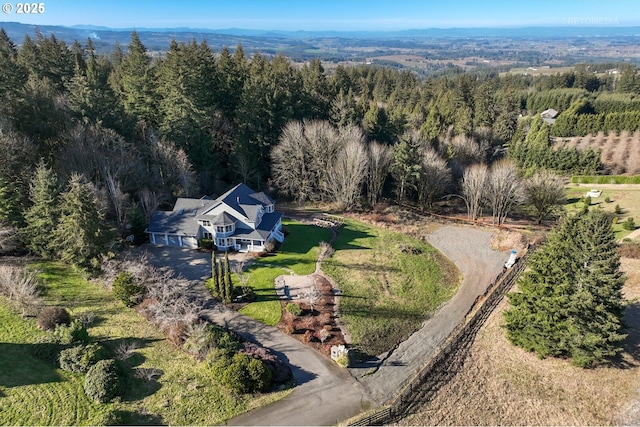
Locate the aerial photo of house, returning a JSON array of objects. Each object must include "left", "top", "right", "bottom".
[{"left": 146, "top": 183, "right": 285, "bottom": 251}]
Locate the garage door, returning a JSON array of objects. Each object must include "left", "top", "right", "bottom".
[
  {"left": 167, "top": 235, "right": 181, "bottom": 246},
  {"left": 183, "top": 237, "right": 198, "bottom": 248}
]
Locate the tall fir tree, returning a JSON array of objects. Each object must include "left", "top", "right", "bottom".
[
  {"left": 22, "top": 161, "right": 60, "bottom": 256},
  {"left": 51, "top": 173, "right": 113, "bottom": 267},
  {"left": 504, "top": 209, "right": 626, "bottom": 367}
]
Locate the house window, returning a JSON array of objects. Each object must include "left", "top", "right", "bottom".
[
  {"left": 217, "top": 238, "right": 226, "bottom": 246},
  {"left": 203, "top": 232, "right": 212, "bottom": 239},
  {"left": 202, "top": 220, "right": 211, "bottom": 227},
  {"left": 225, "top": 224, "right": 233, "bottom": 232},
  {"left": 216, "top": 226, "right": 225, "bottom": 233},
  {"left": 265, "top": 205, "right": 274, "bottom": 213}
]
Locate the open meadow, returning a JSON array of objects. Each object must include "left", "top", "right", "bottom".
[
  {"left": 565, "top": 183, "right": 640, "bottom": 240},
  {"left": 0, "top": 261, "right": 289, "bottom": 426},
  {"left": 323, "top": 218, "right": 459, "bottom": 357},
  {"left": 400, "top": 252, "right": 640, "bottom": 426}
]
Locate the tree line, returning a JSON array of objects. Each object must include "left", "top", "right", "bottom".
[{"left": 1, "top": 28, "right": 639, "bottom": 265}]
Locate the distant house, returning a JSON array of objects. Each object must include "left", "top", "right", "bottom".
[
  {"left": 146, "top": 183, "right": 285, "bottom": 252},
  {"left": 540, "top": 108, "right": 559, "bottom": 125}
]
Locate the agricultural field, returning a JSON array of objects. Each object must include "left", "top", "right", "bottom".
[
  {"left": 400, "top": 253, "right": 640, "bottom": 426},
  {"left": 323, "top": 218, "right": 459, "bottom": 357},
  {"left": 0, "top": 261, "right": 288, "bottom": 426},
  {"left": 564, "top": 183, "right": 640, "bottom": 240},
  {"left": 555, "top": 130, "right": 640, "bottom": 175}
]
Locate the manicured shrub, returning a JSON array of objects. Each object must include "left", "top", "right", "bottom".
[
  {"left": 112, "top": 271, "right": 144, "bottom": 308},
  {"left": 240, "top": 342, "right": 291, "bottom": 383},
  {"left": 285, "top": 302, "right": 303, "bottom": 316},
  {"left": 84, "top": 359, "right": 125, "bottom": 403},
  {"left": 59, "top": 343, "right": 106, "bottom": 373},
  {"left": 199, "top": 238, "right": 213, "bottom": 250},
  {"left": 210, "top": 352, "right": 273, "bottom": 394},
  {"left": 31, "top": 340, "right": 63, "bottom": 364},
  {"left": 615, "top": 204, "right": 623, "bottom": 214},
  {"left": 623, "top": 217, "right": 637, "bottom": 231},
  {"left": 52, "top": 319, "right": 90, "bottom": 345},
  {"left": 37, "top": 306, "right": 71, "bottom": 330}
]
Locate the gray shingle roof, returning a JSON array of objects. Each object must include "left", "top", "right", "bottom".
[{"left": 147, "top": 210, "right": 200, "bottom": 236}]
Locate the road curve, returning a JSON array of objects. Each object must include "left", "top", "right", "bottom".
[{"left": 143, "top": 224, "right": 507, "bottom": 425}]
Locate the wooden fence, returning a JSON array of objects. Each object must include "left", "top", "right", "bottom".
[{"left": 348, "top": 246, "right": 534, "bottom": 426}]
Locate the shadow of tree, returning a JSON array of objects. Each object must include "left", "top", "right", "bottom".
[
  {"left": 0, "top": 343, "right": 63, "bottom": 388},
  {"left": 620, "top": 301, "right": 640, "bottom": 366}
]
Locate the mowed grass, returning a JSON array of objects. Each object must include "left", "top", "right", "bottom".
[
  {"left": 238, "top": 220, "right": 332, "bottom": 325},
  {"left": 323, "top": 219, "right": 460, "bottom": 356},
  {"left": 565, "top": 184, "right": 640, "bottom": 240},
  {"left": 0, "top": 261, "right": 287, "bottom": 426}
]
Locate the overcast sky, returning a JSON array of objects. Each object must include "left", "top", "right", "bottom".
[{"left": 3, "top": 0, "right": 639, "bottom": 31}]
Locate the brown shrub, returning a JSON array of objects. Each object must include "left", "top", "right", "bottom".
[
  {"left": 37, "top": 306, "right": 71, "bottom": 330},
  {"left": 618, "top": 243, "right": 640, "bottom": 259},
  {"left": 166, "top": 323, "right": 187, "bottom": 348},
  {"left": 301, "top": 330, "right": 314, "bottom": 343}
]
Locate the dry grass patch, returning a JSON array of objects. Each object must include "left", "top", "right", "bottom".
[{"left": 401, "top": 257, "right": 640, "bottom": 426}]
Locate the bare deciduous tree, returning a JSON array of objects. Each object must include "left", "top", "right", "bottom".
[
  {"left": 525, "top": 170, "right": 566, "bottom": 224},
  {"left": 318, "top": 241, "right": 335, "bottom": 262},
  {"left": 366, "top": 141, "right": 391, "bottom": 207},
  {"left": 324, "top": 133, "right": 369, "bottom": 210},
  {"left": 417, "top": 147, "right": 452, "bottom": 211},
  {"left": 301, "top": 285, "right": 321, "bottom": 315},
  {"left": 461, "top": 164, "right": 488, "bottom": 221},
  {"left": 485, "top": 160, "right": 524, "bottom": 225},
  {"left": 138, "top": 189, "right": 161, "bottom": 222}
]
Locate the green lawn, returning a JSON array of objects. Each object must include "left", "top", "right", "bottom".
[
  {"left": 0, "top": 262, "right": 288, "bottom": 426},
  {"left": 323, "top": 219, "right": 460, "bottom": 357},
  {"left": 565, "top": 185, "right": 640, "bottom": 240},
  {"left": 238, "top": 220, "right": 332, "bottom": 325}
]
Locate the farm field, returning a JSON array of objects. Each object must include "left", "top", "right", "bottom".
[
  {"left": 323, "top": 218, "right": 459, "bottom": 356},
  {"left": 400, "top": 254, "right": 640, "bottom": 426},
  {"left": 0, "top": 261, "right": 288, "bottom": 426},
  {"left": 555, "top": 130, "right": 640, "bottom": 175},
  {"left": 565, "top": 183, "right": 640, "bottom": 240}
]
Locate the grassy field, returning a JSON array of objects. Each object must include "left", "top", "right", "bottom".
[
  {"left": 0, "top": 261, "right": 288, "bottom": 425},
  {"left": 565, "top": 184, "right": 640, "bottom": 240},
  {"left": 401, "top": 256, "right": 640, "bottom": 425},
  {"left": 238, "top": 220, "right": 332, "bottom": 325},
  {"left": 323, "top": 219, "right": 459, "bottom": 356}
]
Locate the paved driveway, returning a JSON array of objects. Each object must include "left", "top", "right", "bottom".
[
  {"left": 140, "top": 244, "right": 375, "bottom": 426},
  {"left": 140, "top": 225, "right": 508, "bottom": 424}
]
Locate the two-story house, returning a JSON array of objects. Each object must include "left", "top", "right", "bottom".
[{"left": 146, "top": 183, "right": 285, "bottom": 252}]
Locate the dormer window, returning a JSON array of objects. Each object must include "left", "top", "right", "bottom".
[
  {"left": 202, "top": 220, "right": 211, "bottom": 227},
  {"left": 265, "top": 204, "right": 274, "bottom": 213}
]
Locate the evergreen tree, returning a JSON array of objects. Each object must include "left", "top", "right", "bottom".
[
  {"left": 22, "top": 161, "right": 60, "bottom": 256},
  {"left": 217, "top": 259, "right": 225, "bottom": 301},
  {"left": 390, "top": 135, "right": 421, "bottom": 203},
  {"left": 0, "top": 29, "right": 27, "bottom": 114},
  {"left": 128, "top": 204, "right": 147, "bottom": 245},
  {"left": 212, "top": 252, "right": 219, "bottom": 298},
  {"left": 224, "top": 252, "right": 233, "bottom": 303},
  {"left": 504, "top": 209, "right": 626, "bottom": 367},
  {"left": 51, "top": 173, "right": 113, "bottom": 267},
  {"left": 0, "top": 177, "right": 22, "bottom": 226}
]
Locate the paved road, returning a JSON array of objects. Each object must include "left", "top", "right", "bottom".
[
  {"left": 141, "top": 224, "right": 508, "bottom": 425},
  {"left": 141, "top": 246, "right": 375, "bottom": 426}
]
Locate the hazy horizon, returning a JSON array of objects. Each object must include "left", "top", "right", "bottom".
[{"left": 2, "top": 0, "right": 639, "bottom": 31}]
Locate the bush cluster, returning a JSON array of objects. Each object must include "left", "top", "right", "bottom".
[
  {"left": 285, "top": 302, "right": 303, "bottom": 316},
  {"left": 36, "top": 306, "right": 71, "bottom": 330},
  {"left": 84, "top": 359, "right": 125, "bottom": 403},
  {"left": 112, "top": 271, "right": 144, "bottom": 308},
  {"left": 209, "top": 352, "right": 272, "bottom": 394},
  {"left": 59, "top": 343, "right": 106, "bottom": 373}
]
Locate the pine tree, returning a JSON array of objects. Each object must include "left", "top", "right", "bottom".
[
  {"left": 504, "top": 209, "right": 626, "bottom": 367},
  {"left": 51, "top": 173, "right": 113, "bottom": 267},
  {"left": 22, "top": 161, "right": 60, "bottom": 256}
]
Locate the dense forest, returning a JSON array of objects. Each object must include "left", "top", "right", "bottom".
[{"left": 1, "top": 28, "right": 640, "bottom": 265}]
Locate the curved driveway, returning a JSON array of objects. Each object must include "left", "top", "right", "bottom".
[{"left": 143, "top": 224, "right": 508, "bottom": 425}]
